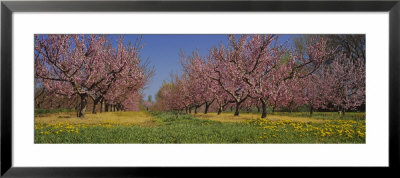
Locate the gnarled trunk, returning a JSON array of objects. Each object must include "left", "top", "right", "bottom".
[
  {"left": 204, "top": 99, "right": 214, "bottom": 114},
  {"left": 77, "top": 94, "right": 87, "bottom": 118},
  {"left": 92, "top": 98, "right": 101, "bottom": 114},
  {"left": 261, "top": 99, "right": 267, "bottom": 118},
  {"left": 217, "top": 106, "right": 222, "bottom": 115},
  {"left": 204, "top": 103, "right": 210, "bottom": 114},
  {"left": 234, "top": 102, "right": 241, "bottom": 116}
]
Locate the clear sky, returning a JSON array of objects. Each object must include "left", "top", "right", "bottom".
[{"left": 107, "top": 34, "right": 294, "bottom": 101}]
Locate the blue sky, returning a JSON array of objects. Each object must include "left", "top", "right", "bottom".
[{"left": 108, "top": 34, "right": 294, "bottom": 101}]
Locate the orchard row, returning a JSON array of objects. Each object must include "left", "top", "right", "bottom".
[
  {"left": 153, "top": 35, "right": 365, "bottom": 118},
  {"left": 34, "top": 35, "right": 153, "bottom": 117}
]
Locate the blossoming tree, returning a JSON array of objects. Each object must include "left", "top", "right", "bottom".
[{"left": 35, "top": 35, "right": 152, "bottom": 117}]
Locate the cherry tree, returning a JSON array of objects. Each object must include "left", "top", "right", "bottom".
[
  {"left": 142, "top": 101, "right": 153, "bottom": 111},
  {"left": 214, "top": 87, "right": 234, "bottom": 115},
  {"left": 142, "top": 95, "right": 154, "bottom": 111},
  {"left": 325, "top": 52, "right": 365, "bottom": 115},
  {"left": 120, "top": 91, "right": 143, "bottom": 111},
  {"left": 279, "top": 79, "right": 304, "bottom": 113},
  {"left": 156, "top": 81, "right": 183, "bottom": 112},
  {"left": 35, "top": 35, "right": 108, "bottom": 117},
  {"left": 209, "top": 35, "right": 278, "bottom": 116},
  {"left": 300, "top": 72, "right": 332, "bottom": 115},
  {"left": 250, "top": 37, "right": 330, "bottom": 118},
  {"left": 207, "top": 35, "right": 329, "bottom": 118},
  {"left": 268, "top": 78, "right": 289, "bottom": 113},
  {"left": 180, "top": 50, "right": 217, "bottom": 114},
  {"left": 152, "top": 34, "right": 363, "bottom": 118},
  {"left": 153, "top": 83, "right": 171, "bottom": 111},
  {"left": 94, "top": 37, "right": 153, "bottom": 113},
  {"left": 35, "top": 35, "right": 151, "bottom": 117},
  {"left": 176, "top": 75, "right": 194, "bottom": 113}
]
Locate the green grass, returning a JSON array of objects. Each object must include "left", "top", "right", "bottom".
[
  {"left": 35, "top": 112, "right": 265, "bottom": 143},
  {"left": 34, "top": 111, "right": 365, "bottom": 144},
  {"left": 270, "top": 111, "right": 365, "bottom": 120},
  {"left": 221, "top": 111, "right": 365, "bottom": 121}
]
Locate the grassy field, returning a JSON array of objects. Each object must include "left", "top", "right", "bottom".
[{"left": 34, "top": 111, "right": 365, "bottom": 144}]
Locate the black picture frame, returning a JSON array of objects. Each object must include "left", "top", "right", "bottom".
[{"left": 1, "top": 0, "right": 399, "bottom": 177}]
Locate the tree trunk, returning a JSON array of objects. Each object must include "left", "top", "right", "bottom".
[
  {"left": 204, "top": 103, "right": 210, "bottom": 114},
  {"left": 261, "top": 100, "right": 267, "bottom": 118},
  {"left": 194, "top": 106, "right": 198, "bottom": 114},
  {"left": 342, "top": 108, "right": 345, "bottom": 116},
  {"left": 99, "top": 100, "right": 103, "bottom": 113},
  {"left": 189, "top": 107, "right": 192, "bottom": 113},
  {"left": 272, "top": 107, "right": 275, "bottom": 114},
  {"left": 310, "top": 106, "right": 313, "bottom": 116},
  {"left": 77, "top": 95, "right": 87, "bottom": 118},
  {"left": 218, "top": 106, "right": 222, "bottom": 115},
  {"left": 92, "top": 102, "right": 97, "bottom": 114},
  {"left": 92, "top": 98, "right": 101, "bottom": 114},
  {"left": 105, "top": 103, "right": 109, "bottom": 112},
  {"left": 234, "top": 102, "right": 241, "bottom": 116}
]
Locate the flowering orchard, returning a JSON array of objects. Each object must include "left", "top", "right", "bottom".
[
  {"left": 34, "top": 34, "right": 366, "bottom": 144},
  {"left": 34, "top": 35, "right": 153, "bottom": 117},
  {"left": 34, "top": 34, "right": 365, "bottom": 120},
  {"left": 154, "top": 35, "right": 365, "bottom": 118}
]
